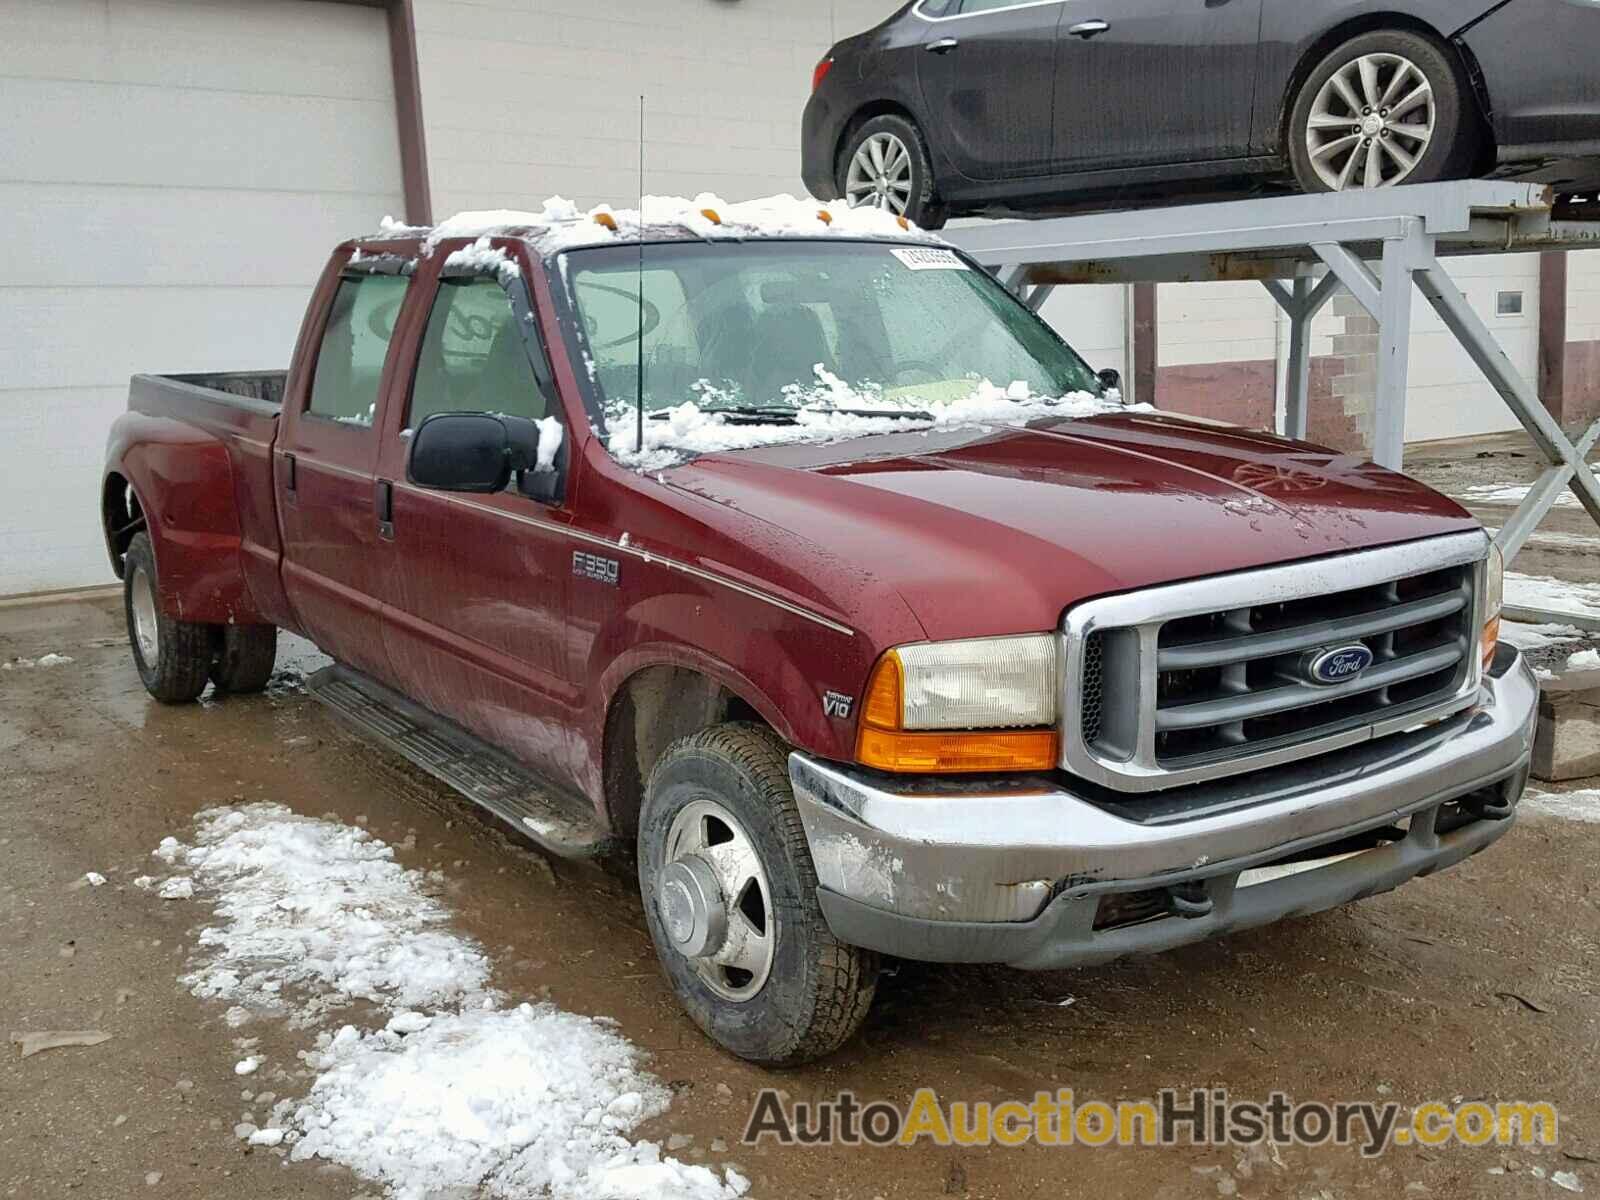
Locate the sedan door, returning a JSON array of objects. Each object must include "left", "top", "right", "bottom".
[
  {"left": 1051, "top": 0, "right": 1263, "bottom": 171},
  {"left": 915, "top": 0, "right": 1068, "bottom": 181}
]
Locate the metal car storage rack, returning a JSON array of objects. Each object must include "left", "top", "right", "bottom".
[{"left": 946, "top": 181, "right": 1600, "bottom": 628}]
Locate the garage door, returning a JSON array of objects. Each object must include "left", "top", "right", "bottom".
[{"left": 0, "top": 0, "right": 404, "bottom": 595}]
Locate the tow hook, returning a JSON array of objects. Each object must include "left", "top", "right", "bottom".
[
  {"left": 1461, "top": 790, "right": 1516, "bottom": 821},
  {"left": 1166, "top": 881, "right": 1214, "bottom": 919}
]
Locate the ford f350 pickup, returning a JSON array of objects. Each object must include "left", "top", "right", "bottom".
[{"left": 102, "top": 196, "right": 1537, "bottom": 1065}]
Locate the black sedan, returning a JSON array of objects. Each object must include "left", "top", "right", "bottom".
[{"left": 801, "top": 0, "right": 1600, "bottom": 228}]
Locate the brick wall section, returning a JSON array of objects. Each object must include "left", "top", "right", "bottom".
[
  {"left": 1567, "top": 341, "right": 1600, "bottom": 431},
  {"left": 1156, "top": 357, "right": 1359, "bottom": 451}
]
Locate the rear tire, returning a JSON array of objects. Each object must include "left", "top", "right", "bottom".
[
  {"left": 123, "top": 532, "right": 212, "bottom": 704},
  {"left": 1287, "top": 30, "right": 1476, "bottom": 194},
  {"left": 639, "top": 723, "right": 878, "bottom": 1065},
  {"left": 838, "top": 114, "right": 948, "bottom": 230},
  {"left": 212, "top": 625, "right": 278, "bottom": 694}
]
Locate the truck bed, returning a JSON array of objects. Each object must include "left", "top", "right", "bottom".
[{"left": 119, "top": 371, "right": 289, "bottom": 628}]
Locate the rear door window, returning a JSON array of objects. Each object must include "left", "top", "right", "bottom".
[{"left": 308, "top": 273, "right": 409, "bottom": 427}]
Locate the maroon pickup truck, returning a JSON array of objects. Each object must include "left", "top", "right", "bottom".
[{"left": 102, "top": 203, "right": 1536, "bottom": 1065}]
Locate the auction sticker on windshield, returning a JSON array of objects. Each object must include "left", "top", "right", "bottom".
[{"left": 890, "top": 247, "right": 968, "bottom": 271}]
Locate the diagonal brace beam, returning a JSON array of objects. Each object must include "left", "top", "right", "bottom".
[{"left": 1414, "top": 261, "right": 1600, "bottom": 556}]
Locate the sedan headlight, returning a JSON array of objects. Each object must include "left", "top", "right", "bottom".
[
  {"left": 856, "top": 634, "right": 1060, "bottom": 773},
  {"left": 1482, "top": 542, "right": 1504, "bottom": 669}
]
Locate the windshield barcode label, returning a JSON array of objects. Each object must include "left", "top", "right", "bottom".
[{"left": 890, "top": 247, "right": 968, "bottom": 272}]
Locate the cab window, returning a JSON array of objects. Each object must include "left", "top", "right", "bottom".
[
  {"left": 308, "top": 273, "right": 408, "bottom": 427},
  {"left": 408, "top": 277, "right": 553, "bottom": 428}
]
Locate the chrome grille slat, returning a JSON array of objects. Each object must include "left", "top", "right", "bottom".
[
  {"left": 1156, "top": 587, "right": 1468, "bottom": 671},
  {"left": 1154, "top": 642, "right": 1465, "bottom": 731},
  {"left": 1061, "top": 531, "right": 1491, "bottom": 793}
]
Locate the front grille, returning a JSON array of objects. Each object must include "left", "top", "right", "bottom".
[
  {"left": 1080, "top": 633, "right": 1105, "bottom": 746},
  {"left": 1061, "top": 533, "right": 1487, "bottom": 792},
  {"left": 1151, "top": 562, "right": 1473, "bottom": 767}
]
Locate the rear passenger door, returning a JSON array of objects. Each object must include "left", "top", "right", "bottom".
[
  {"left": 375, "top": 251, "right": 581, "bottom": 784},
  {"left": 277, "top": 259, "right": 413, "bottom": 682}
]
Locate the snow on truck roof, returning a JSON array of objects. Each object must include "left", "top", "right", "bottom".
[{"left": 369, "top": 193, "right": 943, "bottom": 258}]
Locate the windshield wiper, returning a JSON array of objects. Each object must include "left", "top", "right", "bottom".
[{"left": 648, "top": 404, "right": 934, "bottom": 425}]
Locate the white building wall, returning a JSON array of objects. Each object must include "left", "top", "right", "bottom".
[
  {"left": 0, "top": 0, "right": 404, "bottom": 595},
  {"left": 412, "top": 0, "right": 901, "bottom": 217}
]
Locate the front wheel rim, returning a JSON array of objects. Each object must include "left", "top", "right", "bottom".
[
  {"left": 659, "top": 797, "right": 775, "bottom": 1003},
  {"left": 845, "top": 132, "right": 913, "bottom": 215},
  {"left": 1305, "top": 52, "right": 1436, "bottom": 191}
]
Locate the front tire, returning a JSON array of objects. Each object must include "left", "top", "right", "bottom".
[
  {"left": 1287, "top": 30, "right": 1475, "bottom": 194},
  {"left": 123, "top": 532, "right": 212, "bottom": 704},
  {"left": 838, "top": 114, "right": 948, "bottom": 230},
  {"left": 639, "top": 723, "right": 878, "bottom": 1065},
  {"left": 212, "top": 625, "right": 277, "bottom": 694}
]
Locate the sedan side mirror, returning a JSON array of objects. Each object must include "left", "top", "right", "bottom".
[
  {"left": 408, "top": 412, "right": 542, "bottom": 494},
  {"left": 1097, "top": 367, "right": 1122, "bottom": 393}
]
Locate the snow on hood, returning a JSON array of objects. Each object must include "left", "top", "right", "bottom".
[
  {"left": 604, "top": 368, "right": 1139, "bottom": 471},
  {"left": 380, "top": 192, "right": 941, "bottom": 258}
]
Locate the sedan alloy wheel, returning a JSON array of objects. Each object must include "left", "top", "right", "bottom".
[
  {"left": 1305, "top": 52, "right": 1436, "bottom": 190},
  {"left": 845, "top": 132, "right": 913, "bottom": 215}
]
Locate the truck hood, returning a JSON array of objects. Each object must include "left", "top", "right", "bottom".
[{"left": 665, "top": 413, "right": 1482, "bottom": 642}]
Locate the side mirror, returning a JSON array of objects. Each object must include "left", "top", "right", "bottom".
[
  {"left": 1097, "top": 367, "right": 1122, "bottom": 393},
  {"left": 408, "top": 413, "right": 541, "bottom": 494}
]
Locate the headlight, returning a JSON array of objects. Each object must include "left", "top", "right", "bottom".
[
  {"left": 1482, "top": 542, "right": 1504, "bottom": 669},
  {"left": 856, "top": 634, "right": 1060, "bottom": 773}
]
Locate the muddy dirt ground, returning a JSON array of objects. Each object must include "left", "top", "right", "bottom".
[{"left": 3, "top": 591, "right": 1597, "bottom": 1200}]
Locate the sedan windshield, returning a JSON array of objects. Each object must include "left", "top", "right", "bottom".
[{"left": 558, "top": 239, "right": 1114, "bottom": 464}]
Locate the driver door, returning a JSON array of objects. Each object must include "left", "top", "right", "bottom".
[
  {"left": 915, "top": 0, "right": 1067, "bottom": 181},
  {"left": 375, "top": 251, "right": 581, "bottom": 784}
]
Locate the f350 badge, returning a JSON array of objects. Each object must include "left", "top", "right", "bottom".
[{"left": 572, "top": 551, "right": 619, "bottom": 586}]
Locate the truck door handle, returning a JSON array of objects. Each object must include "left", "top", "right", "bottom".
[
  {"left": 924, "top": 37, "right": 959, "bottom": 53},
  {"left": 282, "top": 452, "right": 296, "bottom": 497},
  {"left": 1067, "top": 19, "right": 1110, "bottom": 37},
  {"left": 374, "top": 479, "right": 394, "bottom": 541}
]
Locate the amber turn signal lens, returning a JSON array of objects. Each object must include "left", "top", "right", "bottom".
[
  {"left": 1482, "top": 615, "right": 1500, "bottom": 670},
  {"left": 857, "top": 727, "right": 1060, "bottom": 774},
  {"left": 856, "top": 648, "right": 1059, "bottom": 773}
]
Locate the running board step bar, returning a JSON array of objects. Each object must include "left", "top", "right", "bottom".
[{"left": 307, "top": 664, "right": 613, "bottom": 859}]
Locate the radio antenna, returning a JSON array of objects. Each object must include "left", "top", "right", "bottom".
[{"left": 634, "top": 94, "right": 646, "bottom": 456}]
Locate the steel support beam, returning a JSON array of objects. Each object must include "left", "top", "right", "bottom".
[
  {"left": 1415, "top": 263, "right": 1600, "bottom": 558},
  {"left": 1263, "top": 273, "right": 1340, "bottom": 441}
]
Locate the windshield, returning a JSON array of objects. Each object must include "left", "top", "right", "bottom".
[{"left": 558, "top": 239, "right": 1115, "bottom": 465}]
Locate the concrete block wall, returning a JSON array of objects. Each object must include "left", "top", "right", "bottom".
[{"left": 1567, "top": 249, "right": 1600, "bottom": 429}]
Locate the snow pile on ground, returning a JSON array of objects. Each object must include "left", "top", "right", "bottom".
[
  {"left": 159, "top": 805, "right": 492, "bottom": 1023},
  {"left": 150, "top": 804, "right": 745, "bottom": 1200},
  {"left": 1505, "top": 571, "right": 1600, "bottom": 618},
  {"left": 605, "top": 370, "right": 1136, "bottom": 470},
  {"left": 282, "top": 1008, "right": 744, "bottom": 1200},
  {"left": 2, "top": 652, "right": 73, "bottom": 670},
  {"left": 1457, "top": 483, "right": 1581, "bottom": 510},
  {"left": 1524, "top": 788, "right": 1600, "bottom": 824},
  {"left": 1564, "top": 647, "right": 1600, "bottom": 672},
  {"left": 1500, "top": 621, "right": 1587, "bottom": 652},
  {"left": 394, "top": 192, "right": 935, "bottom": 259}
]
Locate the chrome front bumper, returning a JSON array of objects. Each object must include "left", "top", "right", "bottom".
[{"left": 790, "top": 647, "right": 1538, "bottom": 970}]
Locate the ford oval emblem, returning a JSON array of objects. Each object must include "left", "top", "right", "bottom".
[{"left": 1303, "top": 643, "right": 1374, "bottom": 686}]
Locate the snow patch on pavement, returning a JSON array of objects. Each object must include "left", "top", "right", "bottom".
[
  {"left": 1457, "top": 483, "right": 1580, "bottom": 510},
  {"left": 1506, "top": 572, "right": 1600, "bottom": 618},
  {"left": 2, "top": 652, "right": 74, "bottom": 670},
  {"left": 1524, "top": 788, "right": 1600, "bottom": 824},
  {"left": 1500, "top": 621, "right": 1587, "bottom": 653},
  {"left": 283, "top": 1007, "right": 746, "bottom": 1200},
  {"left": 161, "top": 804, "right": 490, "bottom": 1022},
  {"left": 149, "top": 804, "right": 744, "bottom": 1199}
]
